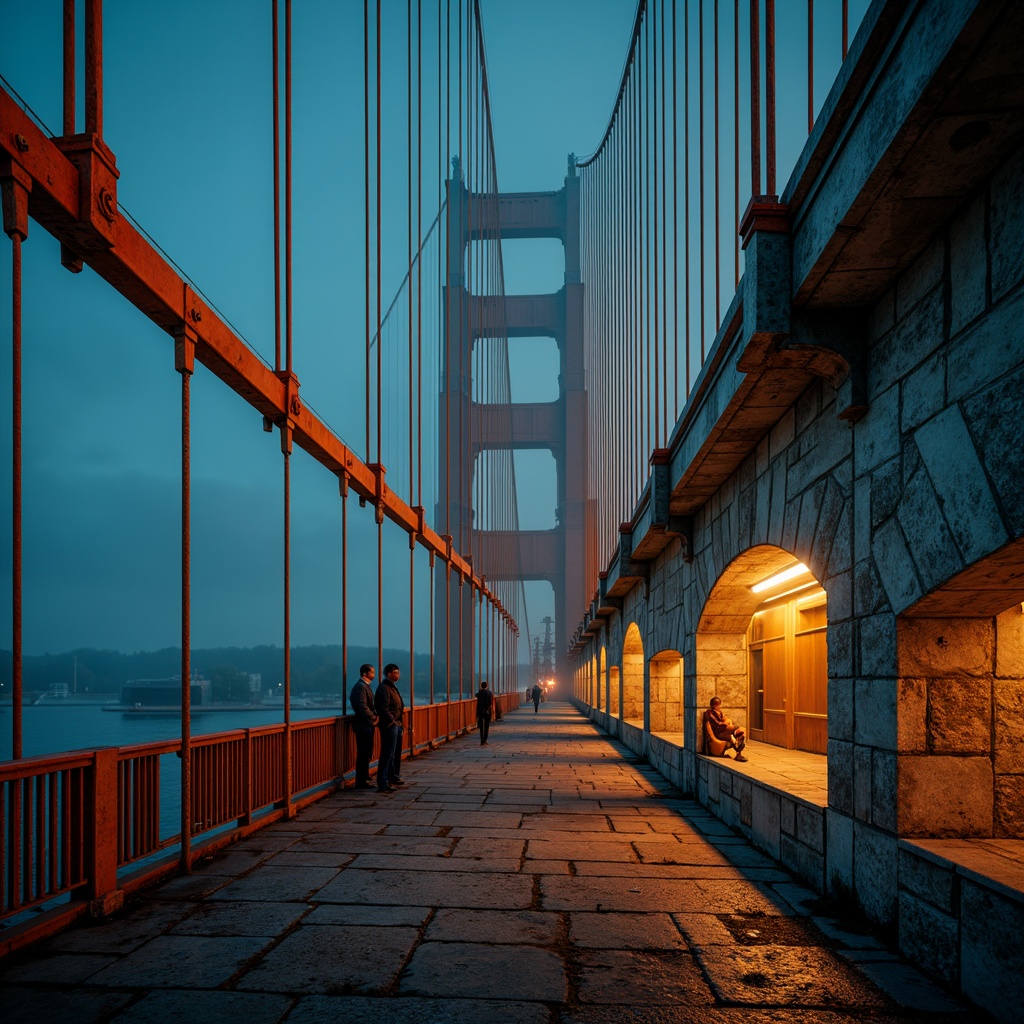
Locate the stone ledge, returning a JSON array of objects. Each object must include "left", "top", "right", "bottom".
[{"left": 899, "top": 838, "right": 1024, "bottom": 907}]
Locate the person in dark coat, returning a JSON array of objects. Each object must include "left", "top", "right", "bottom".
[
  {"left": 531, "top": 684, "right": 542, "bottom": 713},
  {"left": 349, "top": 664, "right": 378, "bottom": 788},
  {"left": 476, "top": 680, "right": 494, "bottom": 746},
  {"left": 374, "top": 663, "right": 405, "bottom": 792}
]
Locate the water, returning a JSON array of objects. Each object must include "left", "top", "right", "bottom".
[{"left": 0, "top": 704, "right": 344, "bottom": 762}]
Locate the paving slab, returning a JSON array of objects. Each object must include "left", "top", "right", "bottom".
[
  {"left": 286, "top": 995, "right": 549, "bottom": 1024},
  {"left": 0, "top": 985, "right": 133, "bottom": 1024},
  {"left": 108, "top": 989, "right": 292, "bottom": 1024},
  {"left": 426, "top": 908, "right": 561, "bottom": 944},
  {"left": 569, "top": 911, "right": 688, "bottom": 949},
  {"left": 169, "top": 899, "right": 308, "bottom": 936},
  {"left": 575, "top": 949, "right": 715, "bottom": 1005},
  {"left": 236, "top": 924, "right": 419, "bottom": 994},
  {"left": 399, "top": 941, "right": 566, "bottom": 1001},
  {"left": 88, "top": 934, "right": 271, "bottom": 988}
]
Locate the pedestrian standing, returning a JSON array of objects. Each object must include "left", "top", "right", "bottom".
[
  {"left": 374, "top": 663, "right": 406, "bottom": 792},
  {"left": 531, "top": 683, "right": 542, "bottom": 713},
  {"left": 476, "top": 680, "right": 494, "bottom": 746},
  {"left": 349, "top": 663, "right": 378, "bottom": 788}
]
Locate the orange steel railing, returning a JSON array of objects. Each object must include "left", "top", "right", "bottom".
[{"left": 0, "top": 693, "right": 517, "bottom": 957}]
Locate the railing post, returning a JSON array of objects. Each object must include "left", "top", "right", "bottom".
[{"left": 84, "top": 747, "right": 122, "bottom": 916}]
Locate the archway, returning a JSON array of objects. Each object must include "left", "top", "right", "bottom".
[
  {"left": 650, "top": 650, "right": 683, "bottom": 741},
  {"left": 698, "top": 545, "right": 828, "bottom": 754},
  {"left": 622, "top": 623, "right": 644, "bottom": 726},
  {"left": 591, "top": 653, "right": 600, "bottom": 710},
  {"left": 609, "top": 665, "right": 621, "bottom": 716},
  {"left": 599, "top": 647, "right": 607, "bottom": 712}
]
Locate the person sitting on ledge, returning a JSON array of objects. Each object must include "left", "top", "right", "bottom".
[{"left": 702, "top": 696, "right": 748, "bottom": 762}]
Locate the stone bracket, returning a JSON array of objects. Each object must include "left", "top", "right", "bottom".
[{"left": 650, "top": 450, "right": 694, "bottom": 563}]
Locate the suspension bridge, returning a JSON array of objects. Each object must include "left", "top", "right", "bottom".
[{"left": 2, "top": 1, "right": 1023, "bottom": 1020}]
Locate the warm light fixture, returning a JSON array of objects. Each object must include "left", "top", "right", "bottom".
[{"left": 751, "top": 562, "right": 810, "bottom": 593}]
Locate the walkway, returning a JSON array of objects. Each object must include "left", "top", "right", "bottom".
[{"left": 1, "top": 703, "right": 986, "bottom": 1023}]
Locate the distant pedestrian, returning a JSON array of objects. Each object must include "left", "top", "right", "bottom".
[
  {"left": 476, "top": 680, "right": 494, "bottom": 745},
  {"left": 374, "top": 663, "right": 406, "bottom": 792},
  {"left": 531, "top": 684, "right": 542, "bottom": 713},
  {"left": 349, "top": 663, "right": 378, "bottom": 789}
]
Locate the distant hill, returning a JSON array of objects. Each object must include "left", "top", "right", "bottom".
[{"left": 0, "top": 645, "right": 460, "bottom": 697}]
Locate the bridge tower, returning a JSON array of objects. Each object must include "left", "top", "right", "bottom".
[{"left": 438, "top": 157, "right": 587, "bottom": 691}]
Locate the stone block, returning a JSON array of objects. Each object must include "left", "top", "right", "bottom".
[
  {"left": 829, "top": 620, "right": 856, "bottom": 682},
  {"left": 769, "top": 407, "right": 796, "bottom": 461},
  {"left": 990, "top": 145, "right": 1024, "bottom": 304},
  {"left": 898, "top": 466, "right": 963, "bottom": 594},
  {"left": 826, "top": 809, "right": 854, "bottom": 894},
  {"left": 779, "top": 794, "right": 796, "bottom": 838},
  {"left": 996, "top": 608, "right": 1024, "bottom": 679},
  {"left": 853, "top": 822, "right": 898, "bottom": 925},
  {"left": 872, "top": 518, "right": 922, "bottom": 614},
  {"left": 854, "top": 744, "right": 873, "bottom": 823},
  {"left": 960, "top": 879, "right": 1024, "bottom": 1022},
  {"left": 872, "top": 286, "right": 944, "bottom": 393},
  {"left": 795, "top": 804, "right": 825, "bottom": 854},
  {"left": 949, "top": 193, "right": 988, "bottom": 337},
  {"left": 737, "top": 778, "right": 752, "bottom": 827},
  {"left": 698, "top": 649, "right": 746, "bottom": 676},
  {"left": 927, "top": 677, "right": 992, "bottom": 754},
  {"left": 870, "top": 457, "right": 902, "bottom": 528},
  {"left": 827, "top": 568, "right": 853, "bottom": 623},
  {"left": 896, "top": 677, "right": 928, "bottom": 753},
  {"left": 897, "top": 756, "right": 993, "bottom": 837},
  {"left": 915, "top": 405, "right": 1008, "bottom": 565},
  {"left": 854, "top": 675, "right": 897, "bottom": 748},
  {"left": 962, "top": 364, "right": 1024, "bottom": 537},
  {"left": 871, "top": 750, "right": 897, "bottom": 833},
  {"left": 994, "top": 678, "right": 1024, "bottom": 774},
  {"left": 861, "top": 614, "right": 899, "bottom": 678},
  {"left": 897, "top": 890, "right": 959, "bottom": 984},
  {"left": 854, "top": 475, "right": 872, "bottom": 565},
  {"left": 780, "top": 833, "right": 825, "bottom": 891},
  {"left": 750, "top": 786, "right": 781, "bottom": 860},
  {"left": 898, "top": 846, "right": 955, "bottom": 912},
  {"left": 897, "top": 237, "right": 944, "bottom": 320},
  {"left": 994, "top": 776, "right": 1024, "bottom": 839},
  {"left": 901, "top": 353, "right": 945, "bottom": 435},
  {"left": 899, "top": 617, "right": 994, "bottom": 677},
  {"left": 828, "top": 740, "right": 854, "bottom": 815},
  {"left": 854, "top": 383, "right": 900, "bottom": 473},
  {"left": 829, "top": 675, "right": 854, "bottom": 742},
  {"left": 853, "top": 558, "right": 887, "bottom": 618},
  {"left": 948, "top": 285, "right": 1024, "bottom": 406}
]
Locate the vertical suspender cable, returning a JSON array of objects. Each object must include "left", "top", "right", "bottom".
[
  {"left": 179, "top": 349, "right": 192, "bottom": 871},
  {"left": 766, "top": 0, "right": 776, "bottom": 196},
  {"left": 750, "top": 0, "right": 761, "bottom": 196},
  {"left": 341, "top": 476, "right": 349, "bottom": 714},
  {"left": 63, "top": 0, "right": 75, "bottom": 135},
  {"left": 714, "top": 0, "right": 720, "bottom": 329},
  {"left": 8, "top": 222, "right": 24, "bottom": 759},
  {"left": 807, "top": 0, "right": 815, "bottom": 134},
  {"left": 698, "top": 0, "right": 705, "bottom": 361},
  {"left": 273, "top": 1, "right": 282, "bottom": 372},
  {"left": 734, "top": 0, "right": 740, "bottom": 287},
  {"left": 671, "top": 0, "right": 678, "bottom": 418},
  {"left": 282, "top": 0, "right": 294, "bottom": 810},
  {"left": 364, "top": 0, "right": 371, "bottom": 461}
]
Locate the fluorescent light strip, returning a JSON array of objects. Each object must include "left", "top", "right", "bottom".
[{"left": 751, "top": 562, "right": 810, "bottom": 594}]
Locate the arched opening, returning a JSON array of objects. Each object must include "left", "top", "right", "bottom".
[
  {"left": 599, "top": 647, "right": 607, "bottom": 712},
  {"left": 609, "top": 665, "right": 621, "bottom": 717},
  {"left": 650, "top": 650, "right": 683, "bottom": 742},
  {"left": 622, "top": 623, "right": 644, "bottom": 727},
  {"left": 590, "top": 653, "right": 599, "bottom": 709},
  {"left": 698, "top": 545, "right": 828, "bottom": 754}
]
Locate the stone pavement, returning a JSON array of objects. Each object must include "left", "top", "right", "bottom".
[{"left": 1, "top": 702, "right": 991, "bottom": 1023}]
